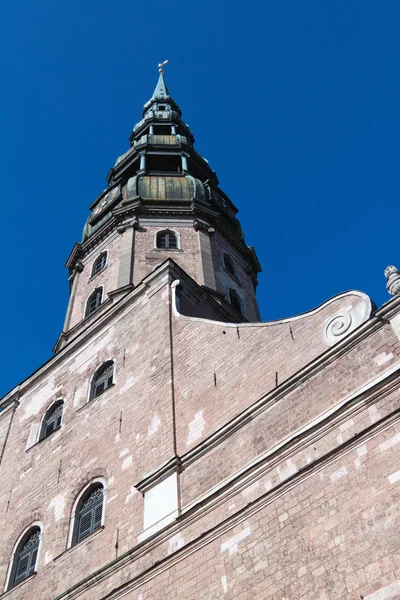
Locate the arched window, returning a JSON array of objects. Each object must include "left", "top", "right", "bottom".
[
  {"left": 9, "top": 527, "right": 41, "bottom": 589},
  {"left": 90, "top": 361, "right": 114, "bottom": 400},
  {"left": 228, "top": 289, "right": 243, "bottom": 316},
  {"left": 85, "top": 287, "right": 103, "bottom": 317},
  {"left": 91, "top": 252, "right": 107, "bottom": 277},
  {"left": 223, "top": 253, "right": 237, "bottom": 278},
  {"left": 73, "top": 484, "right": 104, "bottom": 544},
  {"left": 39, "top": 400, "right": 63, "bottom": 441},
  {"left": 156, "top": 230, "right": 178, "bottom": 249}
]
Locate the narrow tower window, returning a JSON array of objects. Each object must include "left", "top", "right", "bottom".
[
  {"left": 156, "top": 230, "right": 178, "bottom": 249},
  {"left": 73, "top": 484, "right": 104, "bottom": 544},
  {"left": 228, "top": 289, "right": 243, "bottom": 316},
  {"left": 223, "top": 253, "right": 237, "bottom": 278},
  {"left": 85, "top": 288, "right": 103, "bottom": 317},
  {"left": 91, "top": 252, "right": 107, "bottom": 277},
  {"left": 90, "top": 361, "right": 114, "bottom": 400},
  {"left": 9, "top": 527, "right": 41, "bottom": 589},
  {"left": 39, "top": 400, "right": 63, "bottom": 441}
]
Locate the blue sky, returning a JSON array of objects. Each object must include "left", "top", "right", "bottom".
[{"left": 1, "top": 1, "right": 400, "bottom": 396}]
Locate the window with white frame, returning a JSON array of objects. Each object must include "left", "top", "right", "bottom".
[
  {"left": 90, "top": 361, "right": 114, "bottom": 400},
  {"left": 91, "top": 252, "right": 107, "bottom": 277},
  {"left": 156, "top": 230, "right": 178, "bottom": 249},
  {"left": 72, "top": 483, "right": 104, "bottom": 544},
  {"left": 8, "top": 527, "right": 41, "bottom": 589},
  {"left": 85, "top": 288, "right": 103, "bottom": 317},
  {"left": 39, "top": 400, "right": 63, "bottom": 441}
]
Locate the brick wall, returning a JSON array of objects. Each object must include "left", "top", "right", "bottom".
[
  {"left": 210, "top": 232, "right": 259, "bottom": 322},
  {"left": 133, "top": 225, "right": 203, "bottom": 286},
  {"left": 0, "top": 271, "right": 399, "bottom": 600},
  {"left": 67, "top": 233, "right": 121, "bottom": 330},
  {"left": 0, "top": 277, "right": 176, "bottom": 597}
]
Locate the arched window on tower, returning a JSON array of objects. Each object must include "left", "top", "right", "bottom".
[
  {"left": 9, "top": 527, "right": 41, "bottom": 589},
  {"left": 90, "top": 361, "right": 114, "bottom": 400},
  {"left": 39, "top": 400, "right": 63, "bottom": 441},
  {"left": 223, "top": 253, "right": 238, "bottom": 279},
  {"left": 72, "top": 483, "right": 104, "bottom": 545},
  {"left": 156, "top": 230, "right": 178, "bottom": 250},
  {"left": 91, "top": 252, "right": 107, "bottom": 277},
  {"left": 228, "top": 289, "right": 244, "bottom": 316},
  {"left": 85, "top": 287, "right": 103, "bottom": 317}
]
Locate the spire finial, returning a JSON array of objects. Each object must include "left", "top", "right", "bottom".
[
  {"left": 158, "top": 59, "right": 168, "bottom": 73},
  {"left": 385, "top": 265, "right": 400, "bottom": 296}
]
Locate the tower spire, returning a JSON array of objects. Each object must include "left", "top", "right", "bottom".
[
  {"left": 151, "top": 60, "right": 170, "bottom": 100},
  {"left": 61, "top": 64, "right": 261, "bottom": 347}
]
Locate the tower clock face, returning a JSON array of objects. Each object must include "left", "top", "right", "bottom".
[
  {"left": 92, "top": 186, "right": 120, "bottom": 215},
  {"left": 92, "top": 198, "right": 108, "bottom": 215}
]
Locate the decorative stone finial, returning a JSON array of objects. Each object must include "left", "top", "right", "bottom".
[{"left": 385, "top": 265, "right": 400, "bottom": 296}]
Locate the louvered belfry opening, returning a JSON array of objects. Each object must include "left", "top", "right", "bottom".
[
  {"left": 90, "top": 361, "right": 114, "bottom": 400},
  {"left": 146, "top": 154, "right": 181, "bottom": 173},
  {"left": 74, "top": 485, "right": 104, "bottom": 544},
  {"left": 40, "top": 400, "right": 63, "bottom": 440},
  {"left": 156, "top": 230, "right": 178, "bottom": 249},
  {"left": 11, "top": 528, "right": 40, "bottom": 588}
]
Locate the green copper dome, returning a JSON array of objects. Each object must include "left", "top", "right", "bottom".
[{"left": 125, "top": 174, "right": 206, "bottom": 203}]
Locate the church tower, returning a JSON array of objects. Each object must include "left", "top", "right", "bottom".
[
  {"left": 1, "top": 66, "right": 400, "bottom": 600},
  {"left": 59, "top": 65, "right": 260, "bottom": 351}
]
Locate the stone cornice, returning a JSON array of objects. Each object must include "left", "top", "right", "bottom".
[
  {"left": 53, "top": 296, "right": 114, "bottom": 353},
  {"left": 131, "top": 361, "right": 400, "bottom": 497},
  {"left": 0, "top": 267, "right": 164, "bottom": 407},
  {"left": 2, "top": 262, "right": 400, "bottom": 413},
  {"left": 0, "top": 261, "right": 232, "bottom": 407},
  {"left": 0, "top": 399, "right": 19, "bottom": 419},
  {"left": 65, "top": 196, "right": 252, "bottom": 272},
  {"left": 65, "top": 218, "right": 118, "bottom": 270},
  {"left": 52, "top": 383, "right": 400, "bottom": 600},
  {"left": 180, "top": 365, "right": 400, "bottom": 505},
  {"left": 65, "top": 206, "right": 141, "bottom": 271},
  {"left": 375, "top": 293, "right": 400, "bottom": 321},
  {"left": 64, "top": 243, "right": 82, "bottom": 270},
  {"left": 134, "top": 455, "right": 182, "bottom": 493}
]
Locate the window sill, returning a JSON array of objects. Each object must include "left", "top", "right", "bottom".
[
  {"left": 53, "top": 526, "right": 104, "bottom": 563},
  {"left": 1, "top": 573, "right": 36, "bottom": 598},
  {"left": 76, "top": 385, "right": 115, "bottom": 413},
  {"left": 153, "top": 248, "right": 182, "bottom": 252},
  {"left": 88, "top": 265, "right": 108, "bottom": 283},
  {"left": 84, "top": 304, "right": 104, "bottom": 319},
  {"left": 223, "top": 267, "right": 240, "bottom": 284},
  {"left": 26, "top": 426, "right": 62, "bottom": 453}
]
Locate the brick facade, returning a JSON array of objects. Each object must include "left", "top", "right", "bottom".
[
  {"left": 1, "top": 262, "right": 400, "bottom": 599},
  {"left": 64, "top": 221, "right": 259, "bottom": 335},
  {"left": 1, "top": 71, "right": 399, "bottom": 600}
]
